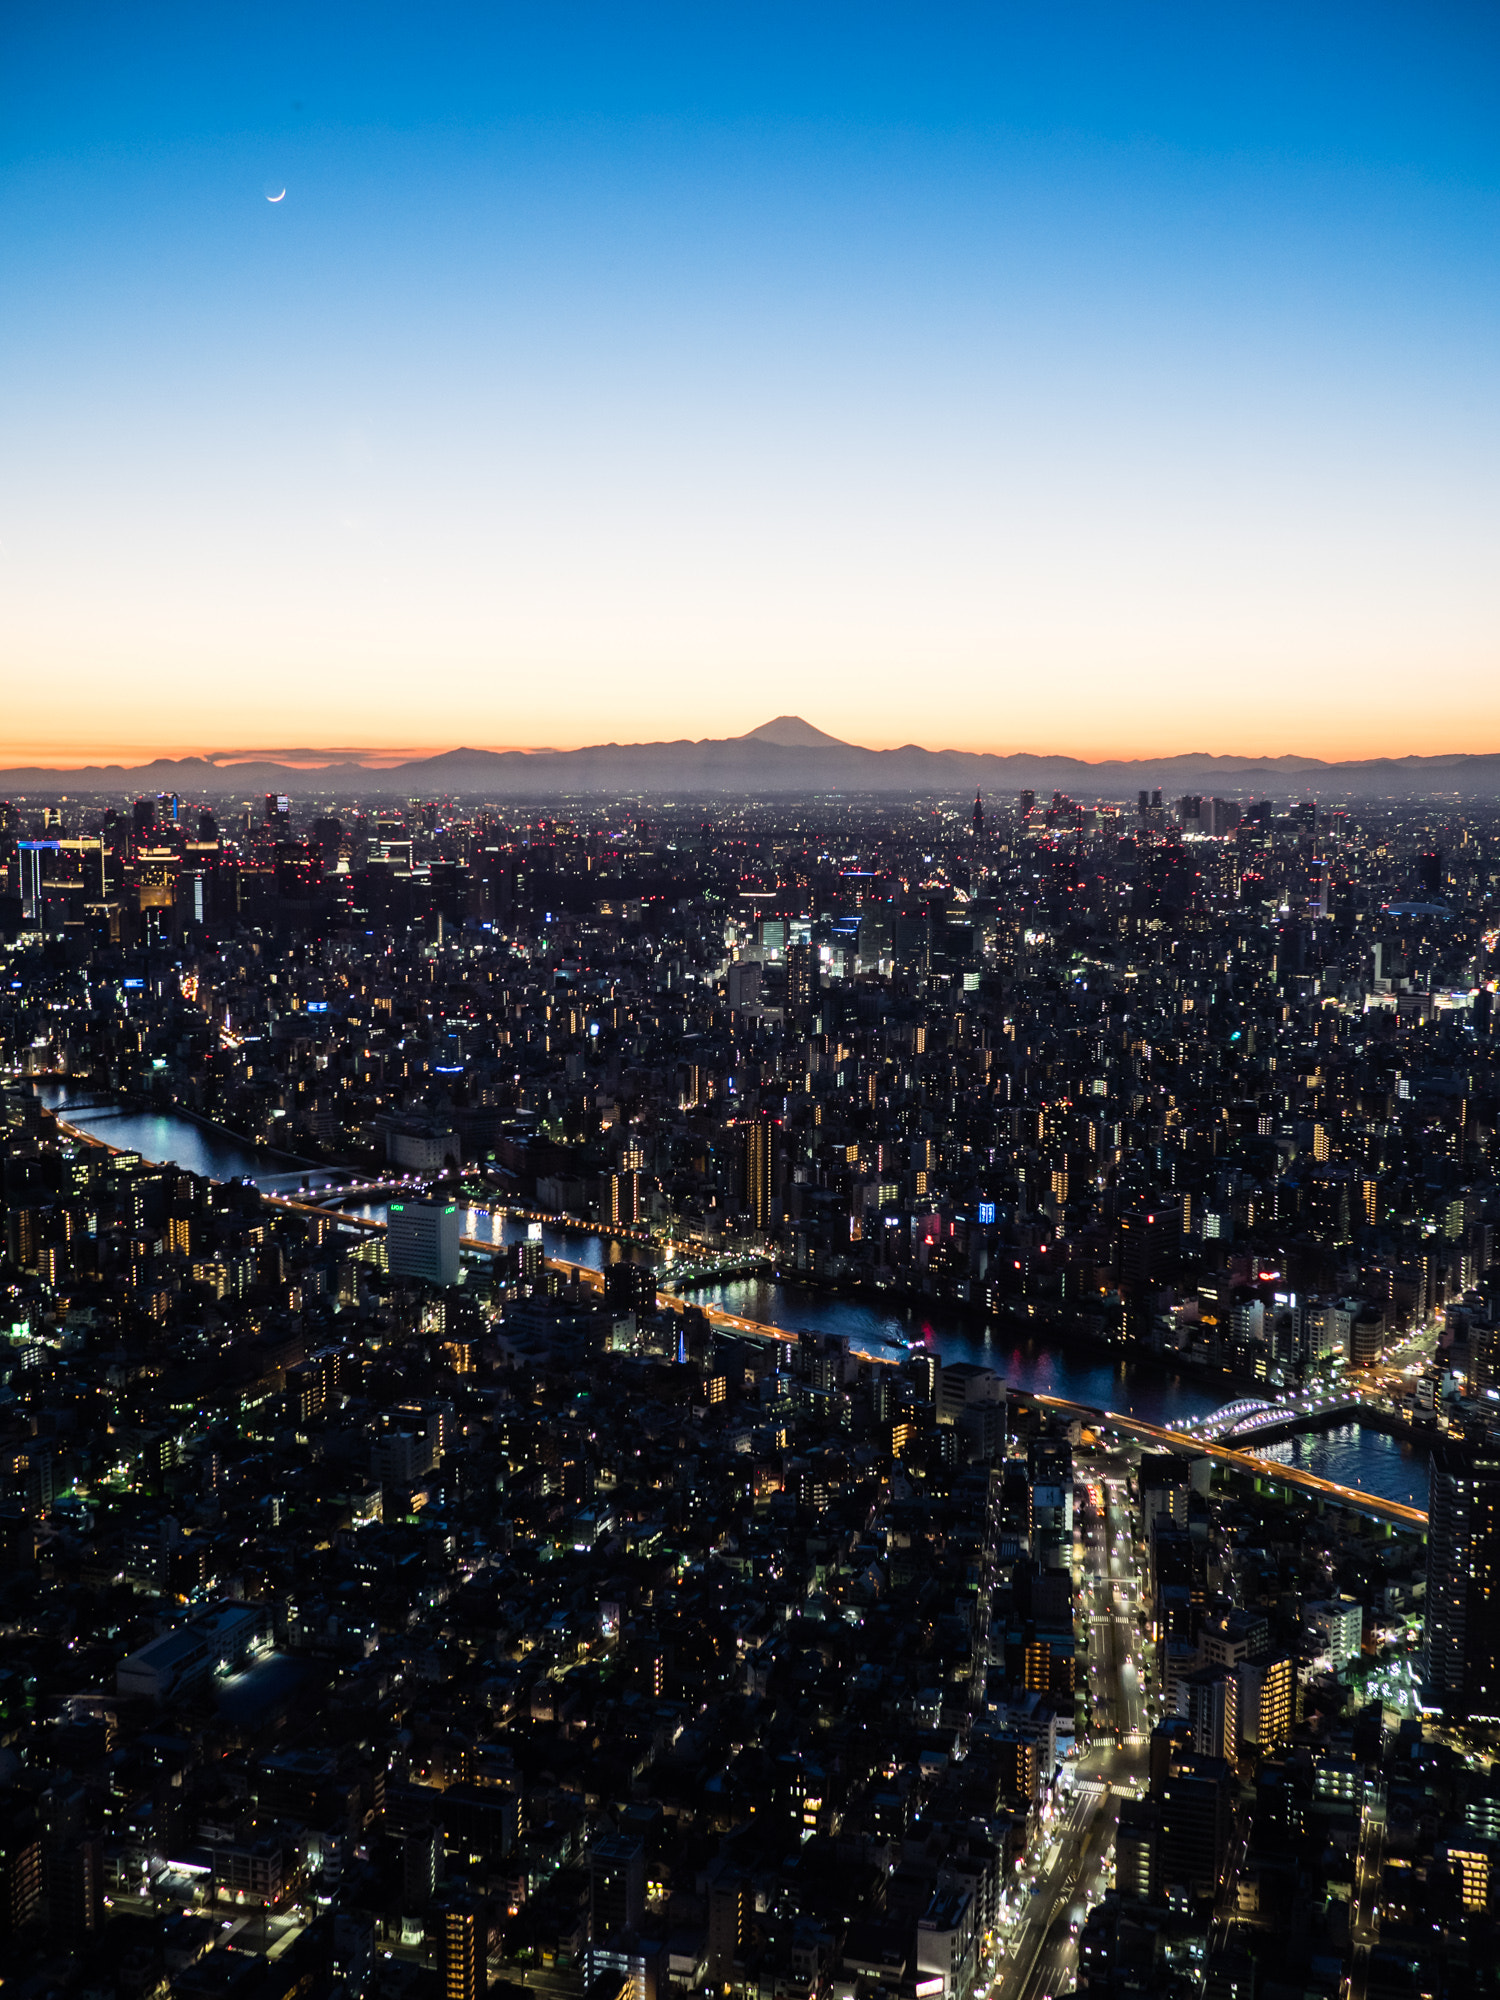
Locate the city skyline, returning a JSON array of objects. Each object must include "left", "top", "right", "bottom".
[
  {"left": 0, "top": 777, "right": 1494, "bottom": 1994},
  {"left": 4, "top": 4, "right": 1498, "bottom": 761}
]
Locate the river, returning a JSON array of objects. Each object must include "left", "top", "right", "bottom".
[
  {"left": 37, "top": 1088, "right": 1431, "bottom": 1511},
  {"left": 35, "top": 1083, "right": 343, "bottom": 1191}
]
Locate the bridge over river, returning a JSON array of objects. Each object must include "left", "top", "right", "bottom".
[
  {"left": 55, "top": 1117, "right": 1425, "bottom": 1531},
  {"left": 1172, "top": 1389, "right": 1368, "bottom": 1443},
  {"left": 263, "top": 1190, "right": 1428, "bottom": 1529},
  {"left": 1023, "top": 1393, "right": 1427, "bottom": 1532}
]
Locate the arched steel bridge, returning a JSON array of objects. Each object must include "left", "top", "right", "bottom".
[
  {"left": 1178, "top": 1390, "right": 1365, "bottom": 1442},
  {"left": 1023, "top": 1393, "right": 1425, "bottom": 1529}
]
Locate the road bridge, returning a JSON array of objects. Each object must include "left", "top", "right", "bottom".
[
  {"left": 1025, "top": 1392, "right": 1426, "bottom": 1530},
  {"left": 1177, "top": 1390, "right": 1367, "bottom": 1442},
  {"left": 306, "top": 1208, "right": 1432, "bottom": 1523},
  {"left": 55, "top": 1115, "right": 1428, "bottom": 1524},
  {"left": 254, "top": 1201, "right": 810, "bottom": 1352}
]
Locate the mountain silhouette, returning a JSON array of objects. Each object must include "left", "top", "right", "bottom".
[
  {"left": 736, "top": 715, "right": 849, "bottom": 748},
  {"left": 4, "top": 728, "right": 1500, "bottom": 797}
]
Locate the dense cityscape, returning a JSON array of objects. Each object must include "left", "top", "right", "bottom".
[{"left": 0, "top": 771, "right": 1498, "bottom": 2000}]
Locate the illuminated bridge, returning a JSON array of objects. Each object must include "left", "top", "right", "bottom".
[
  {"left": 1026, "top": 1393, "right": 1426, "bottom": 1531},
  {"left": 1189, "top": 1397, "right": 1279, "bottom": 1438},
  {"left": 1179, "top": 1391, "right": 1366, "bottom": 1442},
  {"left": 50, "top": 1116, "right": 1426, "bottom": 1528}
]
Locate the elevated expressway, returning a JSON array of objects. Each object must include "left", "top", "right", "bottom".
[
  {"left": 1024, "top": 1392, "right": 1427, "bottom": 1531},
  {"left": 271, "top": 1194, "right": 1430, "bottom": 1525},
  {"left": 75, "top": 1124, "right": 1419, "bottom": 1529}
]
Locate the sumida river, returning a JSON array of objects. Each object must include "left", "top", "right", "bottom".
[{"left": 38, "top": 1085, "right": 1430, "bottom": 1512}]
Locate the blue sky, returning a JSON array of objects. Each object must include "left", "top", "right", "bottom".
[{"left": 3, "top": 2, "right": 1497, "bottom": 759}]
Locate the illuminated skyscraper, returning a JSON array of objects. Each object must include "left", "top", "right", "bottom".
[
  {"left": 1425, "top": 1427, "right": 1500, "bottom": 1718},
  {"left": 740, "top": 1115, "right": 779, "bottom": 1230},
  {"left": 606, "top": 1169, "right": 642, "bottom": 1227}
]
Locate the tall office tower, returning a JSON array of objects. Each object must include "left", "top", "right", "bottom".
[
  {"left": 906, "top": 1348, "right": 940, "bottom": 1405},
  {"left": 1114, "top": 1797, "right": 1157, "bottom": 1903},
  {"left": 401, "top": 1823, "right": 441, "bottom": 1907},
  {"left": 726, "top": 957, "right": 762, "bottom": 1013},
  {"left": 609, "top": 1135, "right": 646, "bottom": 1224},
  {"left": 1026, "top": 1432, "right": 1073, "bottom": 1567},
  {"left": 1425, "top": 1428, "right": 1500, "bottom": 1717},
  {"left": 740, "top": 1115, "right": 778, "bottom": 1230},
  {"left": 1138, "top": 1452, "right": 1190, "bottom": 1533},
  {"left": 971, "top": 790, "right": 984, "bottom": 842},
  {"left": 1118, "top": 1208, "right": 1165, "bottom": 1290},
  {"left": 606, "top": 1169, "right": 642, "bottom": 1227},
  {"left": 16, "top": 844, "right": 45, "bottom": 925},
  {"left": 387, "top": 1201, "right": 462, "bottom": 1287},
  {"left": 515, "top": 1231, "right": 545, "bottom": 1294},
  {"left": 1118, "top": 1207, "right": 1165, "bottom": 1343},
  {"left": 786, "top": 940, "right": 816, "bottom": 1020},
  {"left": 708, "top": 1875, "right": 749, "bottom": 1982},
  {"left": 1209, "top": 796, "right": 1240, "bottom": 836},
  {"left": 1018, "top": 789, "right": 1035, "bottom": 819}
]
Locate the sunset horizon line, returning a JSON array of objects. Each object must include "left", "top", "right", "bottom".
[{"left": 3, "top": 722, "right": 1500, "bottom": 776}]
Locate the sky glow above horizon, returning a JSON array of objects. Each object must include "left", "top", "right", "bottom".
[{"left": 2, "top": 2, "right": 1498, "bottom": 764}]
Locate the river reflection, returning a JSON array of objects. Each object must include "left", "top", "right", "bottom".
[
  {"left": 35, "top": 1082, "right": 300, "bottom": 1184},
  {"left": 36, "top": 1088, "right": 1431, "bottom": 1511}
]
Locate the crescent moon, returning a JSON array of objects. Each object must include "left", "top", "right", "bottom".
[{"left": 267, "top": 189, "right": 286, "bottom": 202}]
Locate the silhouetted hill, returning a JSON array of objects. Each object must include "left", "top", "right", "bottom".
[{"left": 3, "top": 721, "right": 1500, "bottom": 796}]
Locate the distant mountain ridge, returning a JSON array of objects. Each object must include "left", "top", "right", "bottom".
[{"left": 2, "top": 720, "right": 1500, "bottom": 797}]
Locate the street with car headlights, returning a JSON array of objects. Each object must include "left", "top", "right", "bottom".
[{"left": 993, "top": 1446, "right": 1152, "bottom": 2000}]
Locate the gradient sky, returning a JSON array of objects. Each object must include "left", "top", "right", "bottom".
[{"left": 3, "top": 2, "right": 1498, "bottom": 763}]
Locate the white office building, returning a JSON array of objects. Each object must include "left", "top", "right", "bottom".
[{"left": 388, "top": 1201, "right": 462, "bottom": 1286}]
